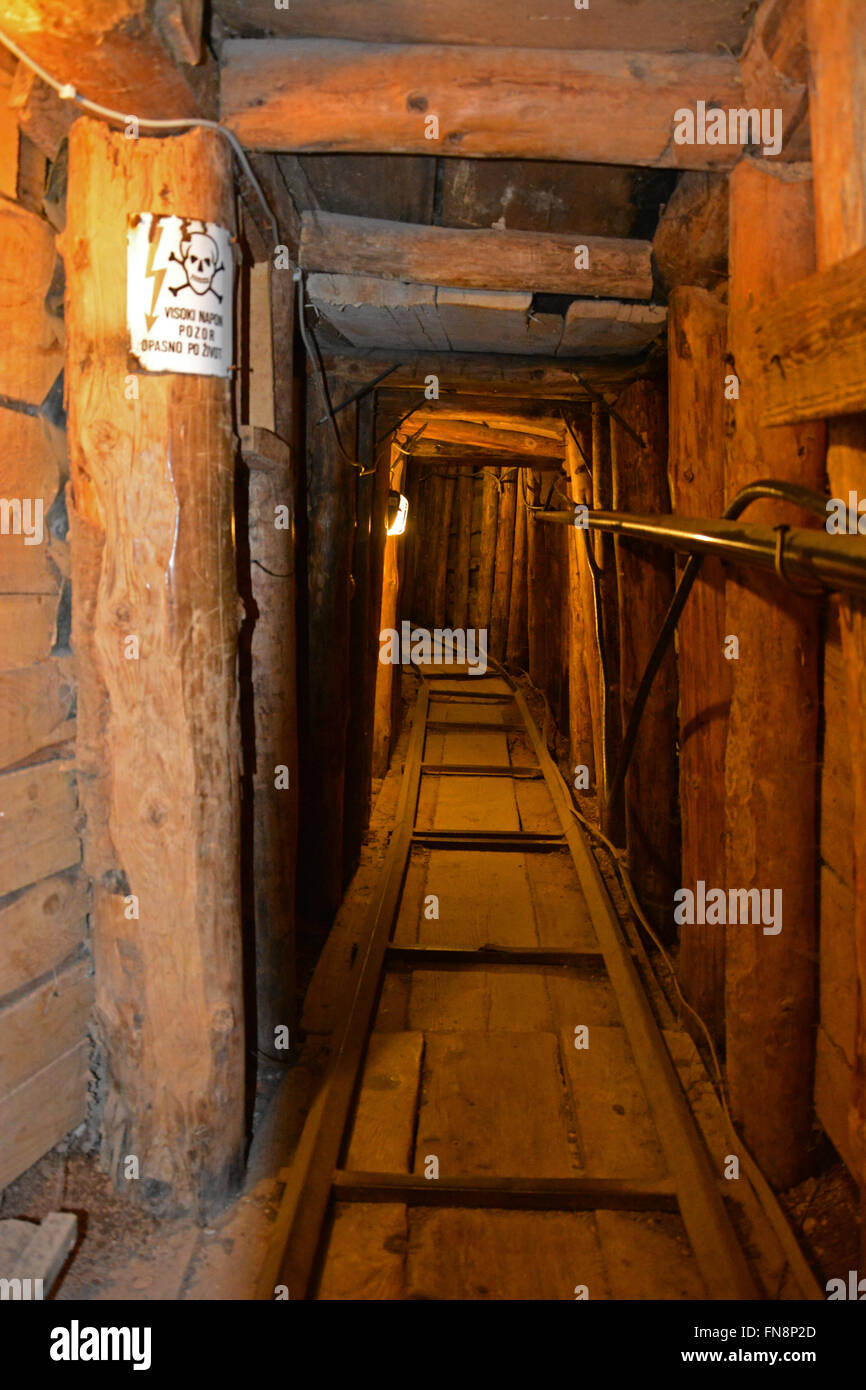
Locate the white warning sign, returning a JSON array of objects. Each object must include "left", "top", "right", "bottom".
[{"left": 127, "top": 213, "right": 233, "bottom": 376}]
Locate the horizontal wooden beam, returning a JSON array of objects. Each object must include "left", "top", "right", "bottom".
[
  {"left": 400, "top": 421, "right": 562, "bottom": 457},
  {"left": 749, "top": 242, "right": 866, "bottom": 425},
  {"left": 222, "top": 40, "right": 745, "bottom": 169},
  {"left": 299, "top": 212, "right": 652, "bottom": 299},
  {"left": 328, "top": 351, "right": 646, "bottom": 398},
  {"left": 410, "top": 409, "right": 565, "bottom": 440},
  {"left": 213, "top": 0, "right": 752, "bottom": 55}
]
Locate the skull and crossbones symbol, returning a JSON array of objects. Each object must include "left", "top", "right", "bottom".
[{"left": 169, "top": 230, "right": 224, "bottom": 303}]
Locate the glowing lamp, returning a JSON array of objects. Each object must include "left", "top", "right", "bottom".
[{"left": 386, "top": 491, "right": 409, "bottom": 536}]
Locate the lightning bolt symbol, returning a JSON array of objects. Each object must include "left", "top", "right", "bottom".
[{"left": 144, "top": 225, "right": 166, "bottom": 333}]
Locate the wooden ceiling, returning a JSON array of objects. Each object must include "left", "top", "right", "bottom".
[{"left": 212, "top": 1, "right": 755, "bottom": 54}]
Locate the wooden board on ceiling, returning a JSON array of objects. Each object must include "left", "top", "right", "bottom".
[
  {"left": 558, "top": 301, "right": 667, "bottom": 357},
  {"left": 307, "top": 272, "right": 450, "bottom": 350},
  {"left": 440, "top": 161, "right": 637, "bottom": 238},
  {"left": 212, "top": 0, "right": 752, "bottom": 53},
  {"left": 307, "top": 272, "right": 566, "bottom": 356},
  {"left": 295, "top": 155, "right": 437, "bottom": 225}
]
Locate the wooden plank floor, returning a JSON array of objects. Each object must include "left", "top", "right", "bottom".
[{"left": 315, "top": 676, "right": 710, "bottom": 1300}]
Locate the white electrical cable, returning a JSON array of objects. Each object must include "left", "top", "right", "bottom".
[{"left": 0, "top": 25, "right": 278, "bottom": 242}]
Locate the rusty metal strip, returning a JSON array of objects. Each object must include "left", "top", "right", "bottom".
[{"left": 332, "top": 1171, "right": 679, "bottom": 1213}]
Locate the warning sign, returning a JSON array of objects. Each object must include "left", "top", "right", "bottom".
[{"left": 127, "top": 214, "right": 233, "bottom": 377}]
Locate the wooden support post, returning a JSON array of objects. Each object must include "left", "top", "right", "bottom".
[
  {"left": 724, "top": 158, "right": 824, "bottom": 1187},
  {"left": 432, "top": 474, "right": 456, "bottom": 626},
  {"left": 372, "top": 446, "right": 404, "bottom": 777},
  {"left": 667, "top": 287, "right": 730, "bottom": 1044},
  {"left": 472, "top": 467, "right": 499, "bottom": 634},
  {"left": 592, "top": 404, "right": 624, "bottom": 842},
  {"left": 300, "top": 362, "right": 356, "bottom": 923},
  {"left": 241, "top": 427, "right": 298, "bottom": 1058},
  {"left": 527, "top": 471, "right": 566, "bottom": 722},
  {"left": 506, "top": 480, "right": 529, "bottom": 670},
  {"left": 489, "top": 468, "right": 517, "bottom": 662},
  {"left": 806, "top": 0, "right": 866, "bottom": 1212},
  {"left": 451, "top": 471, "right": 473, "bottom": 631},
  {"left": 343, "top": 399, "right": 378, "bottom": 882},
  {"left": 610, "top": 380, "right": 678, "bottom": 933},
  {"left": 63, "top": 119, "right": 243, "bottom": 1214},
  {"left": 563, "top": 433, "right": 596, "bottom": 789}
]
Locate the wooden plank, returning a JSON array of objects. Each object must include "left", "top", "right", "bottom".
[
  {"left": 307, "top": 272, "right": 450, "bottom": 351},
  {"left": 0, "top": 1040, "right": 89, "bottom": 1192},
  {"left": 0, "top": 763, "right": 79, "bottom": 897},
  {"left": 814, "top": 1025, "right": 858, "bottom": 1179},
  {"left": 0, "top": 1211, "right": 77, "bottom": 1292},
  {"left": 0, "top": 596, "right": 57, "bottom": 669},
  {"left": 0, "top": 659, "right": 75, "bottom": 774},
  {"left": 595, "top": 1211, "right": 707, "bottom": 1299},
  {"left": 408, "top": 418, "right": 562, "bottom": 457},
  {"left": 435, "top": 287, "right": 562, "bottom": 355},
  {"left": 406, "top": 1208, "right": 610, "bottom": 1300},
  {"left": 335, "top": 1171, "right": 677, "bottom": 1211},
  {"left": 558, "top": 300, "right": 667, "bottom": 357},
  {"left": 653, "top": 172, "right": 729, "bottom": 294},
  {"left": 439, "top": 160, "right": 637, "bottom": 237},
  {"left": 0, "top": 201, "right": 63, "bottom": 406},
  {"left": 297, "top": 153, "right": 436, "bottom": 224},
  {"left": 415, "top": 1032, "right": 576, "bottom": 1177},
  {"left": 525, "top": 853, "right": 600, "bottom": 952},
  {"left": 214, "top": 0, "right": 752, "bottom": 54},
  {"left": 223, "top": 42, "right": 745, "bottom": 171},
  {"left": 0, "top": 411, "right": 62, "bottom": 596},
  {"left": 430, "top": 776, "right": 520, "bottom": 832},
  {"left": 819, "top": 865, "right": 857, "bottom": 1068},
  {"left": 750, "top": 244, "right": 866, "bottom": 425},
  {"left": 564, "top": 428, "right": 597, "bottom": 790},
  {"left": 318, "top": 1203, "right": 407, "bottom": 1300},
  {"left": 247, "top": 262, "right": 275, "bottom": 431},
  {"left": 560, "top": 1026, "right": 668, "bottom": 1180},
  {"left": 298, "top": 212, "right": 652, "bottom": 300},
  {"left": 63, "top": 119, "right": 244, "bottom": 1215},
  {"left": 667, "top": 287, "right": 730, "bottom": 1040},
  {"left": 413, "top": 850, "right": 537, "bottom": 950},
  {"left": 0, "top": 870, "right": 88, "bottom": 1000},
  {"left": 346, "top": 1031, "right": 423, "bottom": 1172},
  {"left": 0, "top": 955, "right": 92, "bottom": 1100},
  {"left": 724, "top": 158, "right": 824, "bottom": 1189}
]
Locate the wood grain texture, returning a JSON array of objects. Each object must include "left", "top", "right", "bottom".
[
  {"left": 724, "top": 157, "right": 824, "bottom": 1188},
  {"left": 299, "top": 211, "right": 652, "bottom": 299},
  {"left": 214, "top": 0, "right": 752, "bottom": 54},
  {"left": 0, "top": 659, "right": 75, "bottom": 774},
  {"left": 652, "top": 173, "right": 729, "bottom": 294},
  {"left": 564, "top": 431, "right": 596, "bottom": 790},
  {"left": 0, "top": 762, "right": 79, "bottom": 897},
  {"left": 0, "top": 1040, "right": 89, "bottom": 1192},
  {"left": 0, "top": 870, "right": 88, "bottom": 1000},
  {"left": 0, "top": 201, "right": 63, "bottom": 406},
  {"left": 749, "top": 244, "right": 866, "bottom": 424},
  {"left": 806, "top": 0, "right": 866, "bottom": 1201},
  {"left": 611, "top": 379, "right": 679, "bottom": 931},
  {"left": 223, "top": 41, "right": 745, "bottom": 170},
  {"left": 0, "top": 954, "right": 92, "bottom": 1100},
  {"left": 667, "top": 287, "right": 730, "bottom": 1041},
  {"left": 62, "top": 119, "right": 244, "bottom": 1215}
]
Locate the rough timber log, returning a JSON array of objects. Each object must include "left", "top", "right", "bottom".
[
  {"left": 372, "top": 446, "right": 404, "bottom": 777},
  {"left": 506, "top": 479, "right": 529, "bottom": 670},
  {"left": 806, "top": 0, "right": 866, "bottom": 1210},
  {"left": 563, "top": 431, "right": 596, "bottom": 789},
  {"left": 667, "top": 287, "right": 730, "bottom": 1044},
  {"left": 610, "top": 379, "right": 678, "bottom": 935},
  {"left": 472, "top": 468, "right": 500, "bottom": 635},
  {"left": 724, "top": 158, "right": 824, "bottom": 1188},
  {"left": 399, "top": 418, "right": 563, "bottom": 458},
  {"left": 62, "top": 119, "right": 243, "bottom": 1214},
  {"left": 240, "top": 426, "right": 298, "bottom": 1058},
  {"left": 222, "top": 41, "right": 746, "bottom": 170},
  {"left": 591, "top": 404, "right": 624, "bottom": 844},
  {"left": 451, "top": 470, "right": 473, "bottom": 631},
  {"left": 298, "top": 212, "right": 653, "bottom": 300},
  {"left": 489, "top": 468, "right": 517, "bottom": 662}
]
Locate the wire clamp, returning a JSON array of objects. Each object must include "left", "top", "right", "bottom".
[{"left": 773, "top": 524, "right": 826, "bottom": 597}]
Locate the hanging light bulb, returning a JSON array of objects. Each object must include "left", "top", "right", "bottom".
[{"left": 386, "top": 490, "right": 409, "bottom": 536}]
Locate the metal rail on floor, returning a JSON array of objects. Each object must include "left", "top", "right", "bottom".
[{"left": 257, "top": 673, "right": 760, "bottom": 1300}]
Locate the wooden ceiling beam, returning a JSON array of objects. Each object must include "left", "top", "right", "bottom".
[
  {"left": 213, "top": 1, "right": 752, "bottom": 54},
  {"left": 2, "top": 1, "right": 211, "bottom": 120},
  {"left": 221, "top": 40, "right": 745, "bottom": 170},
  {"left": 299, "top": 212, "right": 652, "bottom": 300},
  {"left": 399, "top": 420, "right": 562, "bottom": 457},
  {"left": 326, "top": 352, "right": 648, "bottom": 399}
]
